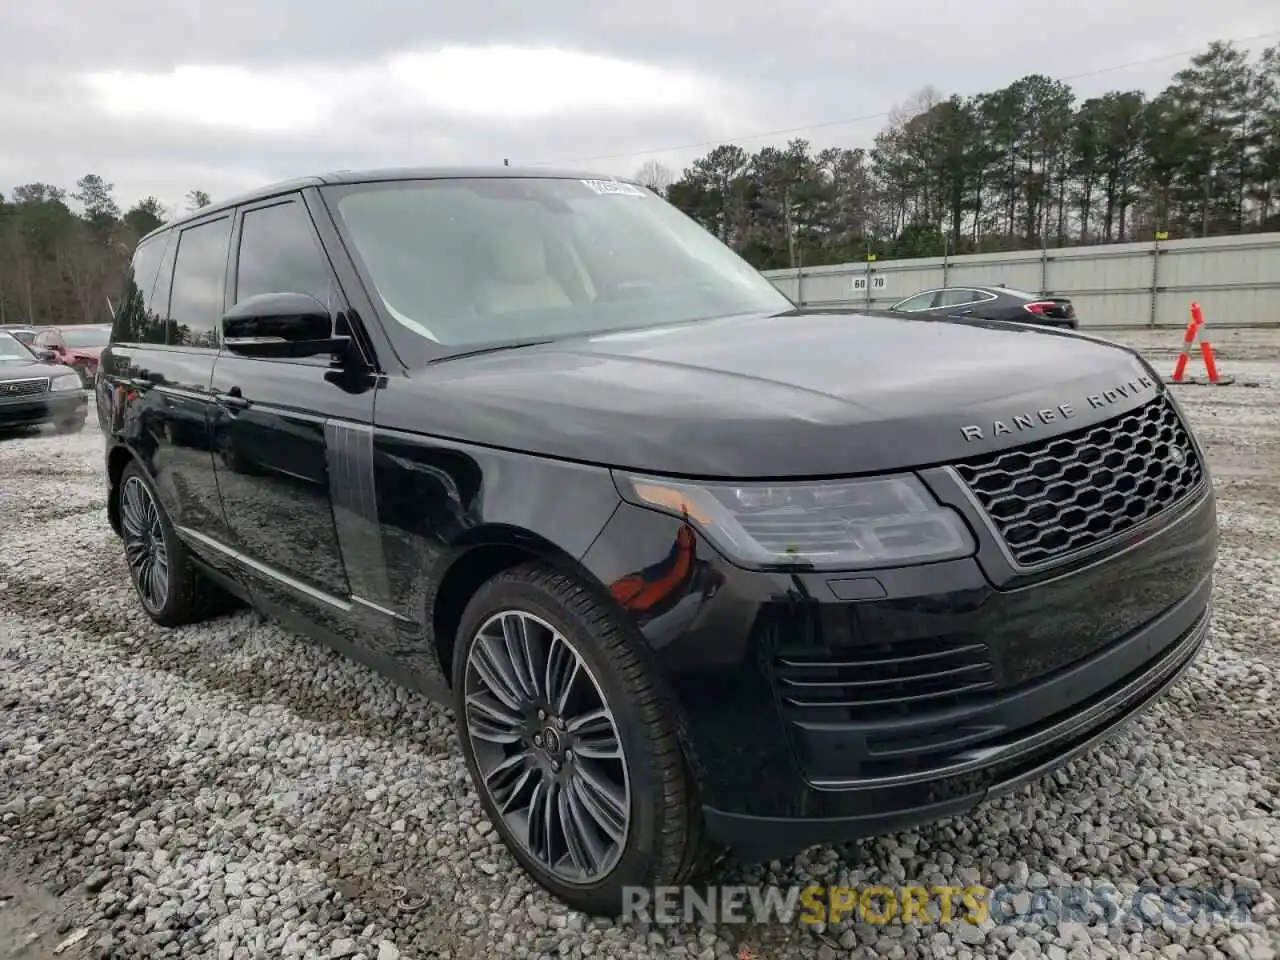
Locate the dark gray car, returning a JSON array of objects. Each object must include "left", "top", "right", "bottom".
[
  {"left": 0, "top": 331, "right": 89, "bottom": 434},
  {"left": 890, "top": 285, "right": 1079, "bottom": 329}
]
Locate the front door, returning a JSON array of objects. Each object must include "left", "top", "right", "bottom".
[{"left": 208, "top": 194, "right": 377, "bottom": 603}]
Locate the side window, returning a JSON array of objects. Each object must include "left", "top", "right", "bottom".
[
  {"left": 0, "top": 333, "right": 25, "bottom": 359},
  {"left": 234, "top": 200, "right": 334, "bottom": 307},
  {"left": 893, "top": 292, "right": 936, "bottom": 312},
  {"left": 168, "top": 217, "right": 232, "bottom": 349},
  {"left": 113, "top": 233, "right": 170, "bottom": 345},
  {"left": 936, "top": 289, "right": 979, "bottom": 307}
]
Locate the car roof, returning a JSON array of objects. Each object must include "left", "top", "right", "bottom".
[
  {"left": 895, "top": 285, "right": 999, "bottom": 298},
  {"left": 141, "top": 165, "right": 638, "bottom": 243}
]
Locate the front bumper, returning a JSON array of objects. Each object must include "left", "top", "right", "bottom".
[
  {"left": 0, "top": 390, "right": 88, "bottom": 429},
  {"left": 703, "top": 590, "right": 1208, "bottom": 861},
  {"left": 580, "top": 477, "right": 1217, "bottom": 863}
]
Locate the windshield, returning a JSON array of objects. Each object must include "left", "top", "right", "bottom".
[
  {"left": 0, "top": 333, "right": 35, "bottom": 363},
  {"left": 329, "top": 177, "right": 793, "bottom": 350},
  {"left": 61, "top": 327, "right": 110, "bottom": 348}
]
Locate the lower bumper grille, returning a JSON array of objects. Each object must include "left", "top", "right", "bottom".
[
  {"left": 775, "top": 635, "right": 994, "bottom": 721},
  {"left": 775, "top": 600, "right": 1209, "bottom": 782},
  {"left": 953, "top": 394, "right": 1202, "bottom": 567}
]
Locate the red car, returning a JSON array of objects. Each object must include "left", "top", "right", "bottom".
[{"left": 31, "top": 324, "right": 112, "bottom": 386}]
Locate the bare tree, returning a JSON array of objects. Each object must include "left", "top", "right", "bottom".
[
  {"left": 634, "top": 160, "right": 675, "bottom": 195},
  {"left": 887, "top": 85, "right": 945, "bottom": 127}
]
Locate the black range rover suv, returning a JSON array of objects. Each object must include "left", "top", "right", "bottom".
[{"left": 98, "top": 168, "right": 1217, "bottom": 914}]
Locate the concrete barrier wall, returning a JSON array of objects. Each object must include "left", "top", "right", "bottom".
[{"left": 761, "top": 232, "right": 1280, "bottom": 328}]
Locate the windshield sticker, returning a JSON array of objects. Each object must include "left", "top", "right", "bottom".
[{"left": 581, "top": 179, "right": 647, "bottom": 197}]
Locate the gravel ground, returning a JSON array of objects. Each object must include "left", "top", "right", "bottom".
[{"left": 1, "top": 330, "right": 1278, "bottom": 960}]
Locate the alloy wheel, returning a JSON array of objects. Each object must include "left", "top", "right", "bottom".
[
  {"left": 463, "top": 610, "right": 631, "bottom": 884},
  {"left": 120, "top": 475, "right": 170, "bottom": 613}
]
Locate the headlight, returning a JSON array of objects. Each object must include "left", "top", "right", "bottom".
[
  {"left": 615, "top": 473, "right": 975, "bottom": 570},
  {"left": 50, "top": 375, "right": 83, "bottom": 391}
]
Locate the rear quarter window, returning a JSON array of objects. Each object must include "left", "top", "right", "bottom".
[{"left": 113, "top": 232, "right": 173, "bottom": 345}]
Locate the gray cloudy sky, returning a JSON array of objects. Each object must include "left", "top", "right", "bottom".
[{"left": 2, "top": 0, "right": 1277, "bottom": 214}]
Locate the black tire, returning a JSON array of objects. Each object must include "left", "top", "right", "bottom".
[
  {"left": 453, "top": 561, "right": 709, "bottom": 916},
  {"left": 55, "top": 417, "right": 86, "bottom": 435},
  {"left": 118, "top": 461, "right": 228, "bottom": 627}
]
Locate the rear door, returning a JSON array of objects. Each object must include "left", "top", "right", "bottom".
[
  {"left": 157, "top": 216, "right": 237, "bottom": 550},
  {"left": 208, "top": 192, "right": 378, "bottom": 605},
  {"left": 929, "top": 288, "right": 990, "bottom": 317},
  {"left": 102, "top": 215, "right": 238, "bottom": 567}
]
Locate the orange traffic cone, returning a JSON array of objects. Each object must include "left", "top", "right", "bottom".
[{"left": 1169, "top": 302, "right": 1234, "bottom": 386}]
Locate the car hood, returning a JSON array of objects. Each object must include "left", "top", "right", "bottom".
[
  {"left": 0, "top": 360, "right": 77, "bottom": 381},
  {"left": 375, "top": 311, "right": 1164, "bottom": 478}
]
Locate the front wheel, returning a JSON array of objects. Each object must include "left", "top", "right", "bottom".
[{"left": 453, "top": 562, "right": 708, "bottom": 915}]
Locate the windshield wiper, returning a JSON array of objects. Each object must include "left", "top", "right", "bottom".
[{"left": 429, "top": 339, "right": 557, "bottom": 364}]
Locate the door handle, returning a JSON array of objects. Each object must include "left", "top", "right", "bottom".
[{"left": 215, "top": 387, "right": 249, "bottom": 410}]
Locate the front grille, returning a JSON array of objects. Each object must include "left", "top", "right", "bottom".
[
  {"left": 954, "top": 395, "right": 1202, "bottom": 567},
  {"left": 0, "top": 377, "right": 50, "bottom": 399},
  {"left": 774, "top": 634, "right": 995, "bottom": 722}
]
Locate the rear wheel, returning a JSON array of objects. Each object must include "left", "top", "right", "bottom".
[
  {"left": 453, "top": 562, "right": 709, "bottom": 915},
  {"left": 118, "top": 461, "right": 229, "bottom": 627},
  {"left": 54, "top": 416, "right": 86, "bottom": 435}
]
